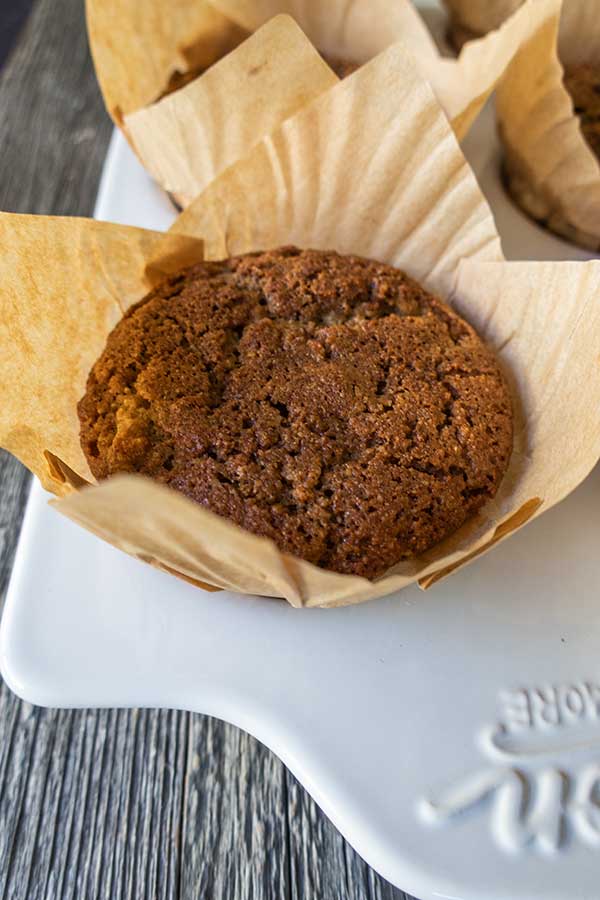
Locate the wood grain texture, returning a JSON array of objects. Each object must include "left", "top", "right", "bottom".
[
  {"left": 0, "top": 1, "right": 417, "bottom": 897},
  {"left": 181, "top": 719, "right": 291, "bottom": 900}
]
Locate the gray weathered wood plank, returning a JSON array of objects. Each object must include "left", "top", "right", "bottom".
[
  {"left": 0, "top": 2, "right": 191, "bottom": 898},
  {"left": 181, "top": 718, "right": 291, "bottom": 900},
  {"left": 0, "top": 1, "right": 420, "bottom": 897}
]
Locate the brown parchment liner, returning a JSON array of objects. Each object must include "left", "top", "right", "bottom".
[
  {"left": 87, "top": 0, "right": 437, "bottom": 206},
  {"left": 124, "top": 17, "right": 338, "bottom": 207},
  {"left": 414, "top": 0, "right": 562, "bottom": 141},
  {"left": 0, "top": 216, "right": 205, "bottom": 493},
  {"left": 3, "top": 47, "right": 600, "bottom": 608},
  {"left": 85, "top": 0, "right": 247, "bottom": 124},
  {"left": 481, "top": 0, "right": 600, "bottom": 250},
  {"left": 87, "top": 0, "right": 554, "bottom": 205},
  {"left": 214, "top": 0, "right": 524, "bottom": 138},
  {"left": 167, "top": 0, "right": 562, "bottom": 144},
  {"left": 206, "top": 0, "right": 564, "bottom": 145}
]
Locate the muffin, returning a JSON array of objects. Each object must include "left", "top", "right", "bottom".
[
  {"left": 502, "top": 61, "right": 600, "bottom": 250},
  {"left": 78, "top": 247, "right": 513, "bottom": 580}
]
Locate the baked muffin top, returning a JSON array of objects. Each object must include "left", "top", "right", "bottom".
[{"left": 78, "top": 247, "right": 513, "bottom": 579}]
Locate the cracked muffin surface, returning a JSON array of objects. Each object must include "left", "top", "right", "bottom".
[{"left": 78, "top": 247, "right": 513, "bottom": 579}]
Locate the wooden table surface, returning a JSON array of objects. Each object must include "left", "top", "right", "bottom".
[{"left": 0, "top": 1, "right": 418, "bottom": 897}]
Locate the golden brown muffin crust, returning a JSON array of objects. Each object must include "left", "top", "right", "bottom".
[{"left": 78, "top": 247, "right": 513, "bottom": 579}]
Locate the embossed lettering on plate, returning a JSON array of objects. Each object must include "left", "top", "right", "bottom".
[{"left": 417, "top": 680, "right": 600, "bottom": 854}]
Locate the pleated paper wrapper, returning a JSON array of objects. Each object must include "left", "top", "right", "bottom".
[
  {"left": 495, "top": 0, "right": 600, "bottom": 249},
  {"left": 85, "top": 0, "right": 556, "bottom": 205},
  {"left": 209, "top": 0, "right": 561, "bottom": 140},
  {"left": 2, "top": 48, "right": 600, "bottom": 608},
  {"left": 85, "top": 0, "right": 247, "bottom": 122},
  {"left": 413, "top": 0, "right": 563, "bottom": 140},
  {"left": 86, "top": 7, "right": 338, "bottom": 207}
]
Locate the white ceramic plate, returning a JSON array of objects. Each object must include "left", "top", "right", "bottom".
[{"left": 2, "top": 13, "right": 600, "bottom": 899}]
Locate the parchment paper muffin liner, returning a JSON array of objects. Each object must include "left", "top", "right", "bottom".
[
  {"left": 410, "top": 0, "right": 562, "bottom": 141},
  {"left": 210, "top": 0, "right": 560, "bottom": 141},
  {"left": 85, "top": 0, "right": 247, "bottom": 123},
  {"left": 87, "top": 10, "right": 337, "bottom": 207},
  {"left": 86, "top": 0, "right": 554, "bottom": 203},
  {"left": 452, "top": 0, "right": 600, "bottom": 250},
  {"left": 2, "top": 47, "right": 600, "bottom": 607}
]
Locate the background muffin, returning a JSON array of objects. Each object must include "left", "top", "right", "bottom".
[{"left": 496, "top": 0, "right": 600, "bottom": 250}]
